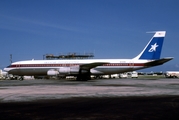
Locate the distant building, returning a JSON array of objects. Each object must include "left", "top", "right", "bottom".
[{"left": 44, "top": 52, "right": 94, "bottom": 60}]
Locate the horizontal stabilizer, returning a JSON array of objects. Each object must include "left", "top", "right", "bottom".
[{"left": 144, "top": 57, "right": 173, "bottom": 67}]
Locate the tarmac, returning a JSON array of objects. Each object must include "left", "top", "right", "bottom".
[{"left": 0, "top": 78, "right": 179, "bottom": 119}]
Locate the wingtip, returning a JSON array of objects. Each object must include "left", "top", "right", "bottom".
[{"left": 163, "top": 57, "right": 174, "bottom": 60}]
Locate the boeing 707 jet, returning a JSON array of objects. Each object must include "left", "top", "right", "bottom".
[{"left": 4, "top": 31, "right": 173, "bottom": 80}]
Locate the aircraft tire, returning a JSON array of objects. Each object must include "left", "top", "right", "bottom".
[{"left": 18, "top": 76, "right": 24, "bottom": 81}]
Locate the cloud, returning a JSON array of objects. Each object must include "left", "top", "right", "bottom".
[{"left": 0, "top": 14, "right": 80, "bottom": 33}]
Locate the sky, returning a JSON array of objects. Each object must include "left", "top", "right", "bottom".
[{"left": 0, "top": 0, "right": 179, "bottom": 72}]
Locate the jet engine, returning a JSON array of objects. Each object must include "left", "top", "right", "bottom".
[
  {"left": 47, "top": 67, "right": 88, "bottom": 76},
  {"left": 59, "top": 67, "right": 79, "bottom": 75},
  {"left": 47, "top": 69, "right": 59, "bottom": 76}
]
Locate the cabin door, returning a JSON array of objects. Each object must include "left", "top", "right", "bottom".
[
  {"left": 16, "top": 62, "right": 21, "bottom": 69},
  {"left": 129, "top": 61, "right": 134, "bottom": 69}
]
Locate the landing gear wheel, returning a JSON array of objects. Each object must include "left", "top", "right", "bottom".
[{"left": 18, "top": 76, "right": 24, "bottom": 81}]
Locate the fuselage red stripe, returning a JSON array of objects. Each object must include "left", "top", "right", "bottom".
[{"left": 8, "top": 63, "right": 145, "bottom": 68}]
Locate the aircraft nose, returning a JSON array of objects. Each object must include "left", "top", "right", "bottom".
[{"left": 4, "top": 67, "right": 9, "bottom": 72}]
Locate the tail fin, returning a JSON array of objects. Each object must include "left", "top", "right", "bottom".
[{"left": 133, "top": 31, "right": 166, "bottom": 60}]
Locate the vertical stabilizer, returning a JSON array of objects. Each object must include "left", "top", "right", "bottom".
[{"left": 133, "top": 31, "right": 166, "bottom": 60}]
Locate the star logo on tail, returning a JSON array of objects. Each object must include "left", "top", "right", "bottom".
[{"left": 148, "top": 43, "right": 159, "bottom": 52}]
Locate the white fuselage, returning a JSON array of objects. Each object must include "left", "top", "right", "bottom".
[
  {"left": 4, "top": 59, "right": 150, "bottom": 76},
  {"left": 3, "top": 31, "right": 173, "bottom": 79}
]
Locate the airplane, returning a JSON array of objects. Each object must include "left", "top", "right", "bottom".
[{"left": 4, "top": 31, "right": 173, "bottom": 80}]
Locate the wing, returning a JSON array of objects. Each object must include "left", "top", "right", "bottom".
[
  {"left": 144, "top": 57, "right": 173, "bottom": 67},
  {"left": 80, "top": 62, "right": 109, "bottom": 70}
]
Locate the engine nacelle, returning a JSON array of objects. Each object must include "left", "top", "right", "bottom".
[
  {"left": 47, "top": 69, "right": 59, "bottom": 76},
  {"left": 59, "top": 67, "right": 79, "bottom": 75}
]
